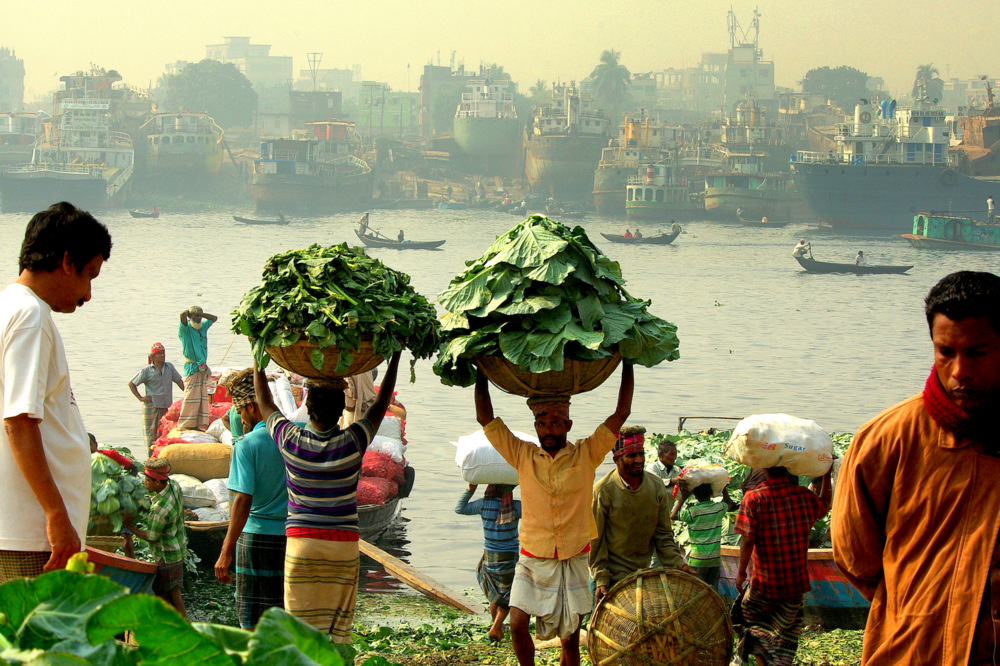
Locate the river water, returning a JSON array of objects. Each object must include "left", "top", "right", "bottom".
[{"left": 1, "top": 206, "right": 997, "bottom": 597}]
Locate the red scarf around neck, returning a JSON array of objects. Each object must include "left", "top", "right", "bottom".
[{"left": 922, "top": 367, "right": 974, "bottom": 435}]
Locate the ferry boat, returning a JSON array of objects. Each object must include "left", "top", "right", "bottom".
[
  {"left": 252, "top": 120, "right": 372, "bottom": 213},
  {"left": 140, "top": 111, "right": 224, "bottom": 181},
  {"left": 524, "top": 82, "right": 609, "bottom": 201},
  {"left": 790, "top": 87, "right": 1000, "bottom": 232},
  {"left": 593, "top": 117, "right": 685, "bottom": 216},
  {"left": 625, "top": 162, "right": 700, "bottom": 221},
  {"left": 902, "top": 212, "right": 1000, "bottom": 250},
  {"left": 453, "top": 76, "right": 519, "bottom": 175},
  {"left": 0, "top": 112, "right": 42, "bottom": 166}
]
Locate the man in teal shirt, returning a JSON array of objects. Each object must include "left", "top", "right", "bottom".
[
  {"left": 177, "top": 305, "right": 216, "bottom": 430},
  {"left": 214, "top": 368, "right": 289, "bottom": 629}
]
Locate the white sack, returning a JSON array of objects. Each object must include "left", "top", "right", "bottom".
[
  {"left": 171, "top": 473, "right": 217, "bottom": 508},
  {"left": 193, "top": 507, "right": 229, "bottom": 522},
  {"left": 453, "top": 429, "right": 539, "bottom": 486},
  {"left": 206, "top": 418, "right": 228, "bottom": 441},
  {"left": 725, "top": 413, "right": 834, "bottom": 477},
  {"left": 203, "top": 477, "right": 229, "bottom": 506},
  {"left": 369, "top": 436, "right": 406, "bottom": 463},
  {"left": 676, "top": 463, "right": 730, "bottom": 496},
  {"left": 377, "top": 416, "right": 402, "bottom": 441}
]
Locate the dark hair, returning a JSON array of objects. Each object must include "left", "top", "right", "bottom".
[
  {"left": 305, "top": 381, "right": 347, "bottom": 425},
  {"left": 692, "top": 483, "right": 713, "bottom": 501},
  {"left": 19, "top": 202, "right": 112, "bottom": 273},
  {"left": 657, "top": 440, "right": 677, "bottom": 454},
  {"left": 924, "top": 271, "right": 1000, "bottom": 335}
]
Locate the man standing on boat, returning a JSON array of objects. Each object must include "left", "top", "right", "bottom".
[
  {"left": 214, "top": 369, "right": 288, "bottom": 629},
  {"left": 128, "top": 343, "right": 184, "bottom": 454},
  {"left": 0, "top": 202, "right": 111, "bottom": 580},
  {"left": 177, "top": 306, "right": 217, "bottom": 431},
  {"left": 988, "top": 194, "right": 995, "bottom": 223},
  {"left": 475, "top": 364, "right": 633, "bottom": 666},
  {"left": 833, "top": 271, "right": 1000, "bottom": 664}
]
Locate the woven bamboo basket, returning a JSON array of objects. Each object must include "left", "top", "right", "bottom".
[
  {"left": 474, "top": 354, "right": 622, "bottom": 397},
  {"left": 587, "top": 568, "right": 733, "bottom": 666},
  {"left": 266, "top": 338, "right": 383, "bottom": 380},
  {"left": 86, "top": 535, "right": 126, "bottom": 553}
]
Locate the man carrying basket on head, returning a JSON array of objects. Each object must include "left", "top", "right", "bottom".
[{"left": 474, "top": 363, "right": 633, "bottom": 666}]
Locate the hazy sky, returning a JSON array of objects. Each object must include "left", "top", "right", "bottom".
[{"left": 6, "top": 0, "right": 998, "bottom": 103}]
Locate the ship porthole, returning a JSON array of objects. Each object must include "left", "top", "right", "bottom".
[{"left": 841, "top": 169, "right": 846, "bottom": 175}]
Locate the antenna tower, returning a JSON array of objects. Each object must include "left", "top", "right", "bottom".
[
  {"left": 727, "top": 7, "right": 761, "bottom": 51},
  {"left": 307, "top": 53, "right": 322, "bottom": 91}
]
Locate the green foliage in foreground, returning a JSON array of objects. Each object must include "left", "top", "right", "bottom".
[{"left": 0, "top": 569, "right": 391, "bottom": 665}]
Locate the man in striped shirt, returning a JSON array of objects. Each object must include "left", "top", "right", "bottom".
[{"left": 252, "top": 351, "right": 401, "bottom": 642}]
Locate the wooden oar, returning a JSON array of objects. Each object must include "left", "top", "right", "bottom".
[{"left": 359, "top": 539, "right": 487, "bottom": 615}]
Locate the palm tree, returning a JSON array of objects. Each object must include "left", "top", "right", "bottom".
[
  {"left": 529, "top": 79, "right": 549, "bottom": 102},
  {"left": 589, "top": 49, "right": 631, "bottom": 116},
  {"left": 912, "top": 63, "right": 944, "bottom": 101}
]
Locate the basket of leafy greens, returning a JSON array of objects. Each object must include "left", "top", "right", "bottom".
[
  {"left": 232, "top": 243, "right": 441, "bottom": 379},
  {"left": 433, "top": 215, "right": 679, "bottom": 395},
  {"left": 89, "top": 448, "right": 148, "bottom": 537}
]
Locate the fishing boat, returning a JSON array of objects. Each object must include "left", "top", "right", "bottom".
[
  {"left": 738, "top": 214, "right": 790, "bottom": 228},
  {"left": 600, "top": 226, "right": 681, "bottom": 245},
  {"left": 233, "top": 214, "right": 289, "bottom": 225},
  {"left": 720, "top": 545, "right": 869, "bottom": 629},
  {"left": 902, "top": 212, "right": 1000, "bottom": 250},
  {"left": 794, "top": 256, "right": 913, "bottom": 274},
  {"left": 253, "top": 120, "right": 372, "bottom": 213},
  {"left": 129, "top": 208, "right": 159, "bottom": 218},
  {"left": 354, "top": 227, "right": 445, "bottom": 250},
  {"left": 524, "top": 82, "right": 610, "bottom": 201}
]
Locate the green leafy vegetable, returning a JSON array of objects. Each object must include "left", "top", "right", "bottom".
[
  {"left": 232, "top": 244, "right": 441, "bottom": 375},
  {"left": 89, "top": 451, "right": 149, "bottom": 536},
  {"left": 433, "top": 216, "right": 679, "bottom": 386}
]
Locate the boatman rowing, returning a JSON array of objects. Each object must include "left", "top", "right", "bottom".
[{"left": 475, "top": 364, "right": 633, "bottom": 666}]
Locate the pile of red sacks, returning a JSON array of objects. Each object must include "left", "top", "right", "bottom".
[
  {"left": 357, "top": 451, "right": 406, "bottom": 505},
  {"left": 150, "top": 399, "right": 233, "bottom": 455}
]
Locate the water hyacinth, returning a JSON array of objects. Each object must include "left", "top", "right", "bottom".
[{"left": 433, "top": 215, "right": 680, "bottom": 387}]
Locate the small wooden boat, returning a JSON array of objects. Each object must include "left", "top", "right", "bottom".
[
  {"left": 354, "top": 228, "right": 445, "bottom": 250},
  {"left": 359, "top": 497, "right": 401, "bottom": 541},
  {"left": 600, "top": 226, "right": 681, "bottom": 246},
  {"left": 85, "top": 545, "right": 158, "bottom": 594},
  {"left": 233, "top": 215, "right": 289, "bottom": 225},
  {"left": 129, "top": 209, "right": 159, "bottom": 219},
  {"left": 720, "top": 545, "right": 869, "bottom": 629},
  {"left": 738, "top": 214, "right": 790, "bottom": 228},
  {"left": 795, "top": 256, "right": 913, "bottom": 274}
]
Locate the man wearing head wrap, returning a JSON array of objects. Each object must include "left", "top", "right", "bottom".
[
  {"left": 177, "top": 305, "right": 218, "bottom": 430},
  {"left": 474, "top": 363, "right": 633, "bottom": 666},
  {"left": 456, "top": 482, "right": 522, "bottom": 642},
  {"left": 125, "top": 457, "right": 186, "bottom": 616},
  {"left": 591, "top": 426, "right": 692, "bottom": 604},
  {"left": 128, "top": 343, "right": 184, "bottom": 454},
  {"left": 214, "top": 369, "right": 289, "bottom": 629}
]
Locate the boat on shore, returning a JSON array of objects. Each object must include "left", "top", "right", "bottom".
[
  {"left": 794, "top": 256, "right": 913, "bottom": 274},
  {"left": 902, "top": 212, "right": 1000, "bottom": 250},
  {"left": 600, "top": 226, "right": 681, "bottom": 245},
  {"left": 453, "top": 74, "right": 520, "bottom": 175}
]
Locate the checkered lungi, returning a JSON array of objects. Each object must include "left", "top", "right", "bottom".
[
  {"left": 284, "top": 537, "right": 359, "bottom": 643},
  {"left": 236, "top": 532, "right": 286, "bottom": 629},
  {"left": 178, "top": 370, "right": 210, "bottom": 430},
  {"left": 152, "top": 559, "right": 184, "bottom": 596},
  {"left": 0, "top": 550, "right": 49, "bottom": 582},
  {"left": 143, "top": 404, "right": 168, "bottom": 454},
  {"left": 509, "top": 551, "right": 592, "bottom": 640},
  {"left": 739, "top": 585, "right": 805, "bottom": 666},
  {"left": 477, "top": 549, "right": 518, "bottom": 609}
]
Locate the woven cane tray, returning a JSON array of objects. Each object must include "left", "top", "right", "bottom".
[
  {"left": 266, "top": 338, "right": 383, "bottom": 380},
  {"left": 474, "top": 354, "right": 622, "bottom": 397},
  {"left": 587, "top": 568, "right": 733, "bottom": 666}
]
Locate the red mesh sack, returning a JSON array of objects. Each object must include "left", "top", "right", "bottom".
[
  {"left": 164, "top": 400, "right": 182, "bottom": 422},
  {"left": 357, "top": 477, "right": 398, "bottom": 506},
  {"left": 209, "top": 402, "right": 232, "bottom": 421},
  {"left": 361, "top": 452, "right": 405, "bottom": 481}
]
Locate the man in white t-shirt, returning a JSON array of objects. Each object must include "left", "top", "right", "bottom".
[{"left": 0, "top": 201, "right": 112, "bottom": 580}]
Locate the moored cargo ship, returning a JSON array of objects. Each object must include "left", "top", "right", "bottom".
[
  {"left": 593, "top": 117, "right": 685, "bottom": 216},
  {"left": 525, "top": 83, "right": 609, "bottom": 202},
  {"left": 453, "top": 77, "right": 520, "bottom": 175},
  {"left": 140, "top": 111, "right": 224, "bottom": 182},
  {"left": 0, "top": 112, "right": 42, "bottom": 167},
  {"left": 625, "top": 162, "right": 701, "bottom": 221},
  {"left": 252, "top": 120, "right": 372, "bottom": 213}
]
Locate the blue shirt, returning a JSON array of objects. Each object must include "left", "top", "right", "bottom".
[
  {"left": 228, "top": 420, "right": 288, "bottom": 536},
  {"left": 455, "top": 489, "right": 521, "bottom": 553},
  {"left": 178, "top": 319, "right": 213, "bottom": 376},
  {"left": 130, "top": 362, "right": 183, "bottom": 409}
]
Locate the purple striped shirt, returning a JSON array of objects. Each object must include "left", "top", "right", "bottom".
[{"left": 266, "top": 412, "right": 375, "bottom": 532}]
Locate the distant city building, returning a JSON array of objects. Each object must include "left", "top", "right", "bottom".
[
  {"left": 0, "top": 47, "right": 25, "bottom": 112},
  {"left": 357, "top": 82, "right": 418, "bottom": 138},
  {"left": 418, "top": 64, "right": 476, "bottom": 139},
  {"left": 293, "top": 66, "right": 360, "bottom": 101},
  {"left": 722, "top": 10, "right": 776, "bottom": 118},
  {"left": 204, "top": 36, "right": 293, "bottom": 113}
]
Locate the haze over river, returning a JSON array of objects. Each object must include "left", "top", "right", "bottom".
[{"left": 2, "top": 207, "right": 997, "bottom": 596}]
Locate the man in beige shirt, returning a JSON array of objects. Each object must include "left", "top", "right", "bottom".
[{"left": 475, "top": 363, "right": 633, "bottom": 666}]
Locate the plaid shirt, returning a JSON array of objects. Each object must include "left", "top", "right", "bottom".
[
  {"left": 145, "top": 479, "right": 186, "bottom": 564},
  {"left": 735, "top": 477, "right": 827, "bottom": 599}
]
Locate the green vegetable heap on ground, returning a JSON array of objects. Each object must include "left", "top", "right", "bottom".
[
  {"left": 433, "top": 215, "right": 680, "bottom": 386},
  {"left": 232, "top": 243, "right": 441, "bottom": 374},
  {"left": 89, "top": 449, "right": 148, "bottom": 535}
]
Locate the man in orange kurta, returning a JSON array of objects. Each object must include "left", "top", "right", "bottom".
[{"left": 833, "top": 270, "right": 1000, "bottom": 665}]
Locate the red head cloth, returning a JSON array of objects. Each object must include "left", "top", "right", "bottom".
[
  {"left": 143, "top": 460, "right": 171, "bottom": 481},
  {"left": 613, "top": 432, "right": 645, "bottom": 459},
  {"left": 148, "top": 342, "right": 165, "bottom": 364}
]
